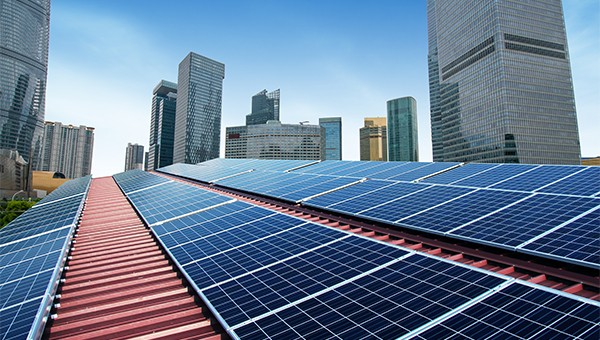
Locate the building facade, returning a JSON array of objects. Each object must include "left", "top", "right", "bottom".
[
  {"left": 319, "top": 117, "right": 342, "bottom": 160},
  {"left": 0, "top": 0, "right": 51, "bottom": 192},
  {"left": 225, "top": 121, "right": 324, "bottom": 160},
  {"left": 36, "top": 121, "right": 94, "bottom": 179},
  {"left": 428, "top": 0, "right": 580, "bottom": 164},
  {"left": 173, "top": 52, "right": 225, "bottom": 164},
  {"left": 148, "top": 80, "right": 177, "bottom": 170},
  {"left": 360, "top": 117, "right": 387, "bottom": 161},
  {"left": 246, "top": 89, "right": 280, "bottom": 125},
  {"left": 387, "top": 97, "right": 418, "bottom": 161},
  {"left": 124, "top": 143, "right": 144, "bottom": 171}
]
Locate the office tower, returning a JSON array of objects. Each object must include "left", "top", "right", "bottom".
[
  {"left": 387, "top": 97, "right": 418, "bottom": 161},
  {"left": 0, "top": 0, "right": 50, "bottom": 193},
  {"left": 319, "top": 117, "right": 342, "bottom": 160},
  {"left": 225, "top": 121, "right": 324, "bottom": 160},
  {"left": 124, "top": 143, "right": 144, "bottom": 171},
  {"left": 173, "top": 52, "right": 225, "bottom": 164},
  {"left": 428, "top": 0, "right": 580, "bottom": 164},
  {"left": 246, "top": 89, "right": 280, "bottom": 125},
  {"left": 36, "top": 121, "right": 95, "bottom": 178},
  {"left": 148, "top": 80, "right": 177, "bottom": 170},
  {"left": 360, "top": 117, "right": 387, "bottom": 161}
]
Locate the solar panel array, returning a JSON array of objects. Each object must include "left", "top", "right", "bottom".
[
  {"left": 120, "top": 168, "right": 599, "bottom": 339},
  {"left": 0, "top": 175, "right": 90, "bottom": 339},
  {"left": 159, "top": 159, "right": 600, "bottom": 270}
]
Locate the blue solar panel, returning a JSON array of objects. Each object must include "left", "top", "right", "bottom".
[
  {"left": 304, "top": 179, "right": 395, "bottom": 209},
  {"left": 326, "top": 182, "right": 431, "bottom": 215},
  {"left": 537, "top": 166, "right": 600, "bottom": 197},
  {"left": 450, "top": 194, "right": 600, "bottom": 248},
  {"left": 359, "top": 185, "right": 474, "bottom": 223},
  {"left": 0, "top": 297, "right": 44, "bottom": 340},
  {"left": 451, "top": 163, "right": 538, "bottom": 188},
  {"left": 215, "top": 171, "right": 290, "bottom": 191},
  {"left": 113, "top": 169, "right": 171, "bottom": 193},
  {"left": 416, "top": 282, "right": 600, "bottom": 339},
  {"left": 279, "top": 176, "right": 359, "bottom": 202},
  {"left": 366, "top": 162, "right": 428, "bottom": 180},
  {"left": 330, "top": 161, "right": 394, "bottom": 178},
  {"left": 421, "top": 163, "right": 500, "bottom": 184},
  {"left": 387, "top": 162, "right": 459, "bottom": 182},
  {"left": 521, "top": 208, "right": 600, "bottom": 269},
  {"left": 258, "top": 173, "right": 324, "bottom": 197},
  {"left": 292, "top": 160, "right": 350, "bottom": 175},
  {"left": 127, "top": 181, "right": 232, "bottom": 225},
  {"left": 36, "top": 175, "right": 91, "bottom": 204},
  {"left": 233, "top": 254, "right": 506, "bottom": 339},
  {"left": 399, "top": 189, "right": 531, "bottom": 233},
  {"left": 490, "top": 165, "right": 583, "bottom": 192}
]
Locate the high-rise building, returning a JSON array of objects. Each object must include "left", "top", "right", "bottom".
[
  {"left": 225, "top": 121, "right": 324, "bottom": 160},
  {"left": 0, "top": 0, "right": 51, "bottom": 193},
  {"left": 124, "top": 143, "right": 144, "bottom": 171},
  {"left": 319, "top": 117, "right": 342, "bottom": 160},
  {"left": 246, "top": 89, "right": 280, "bottom": 125},
  {"left": 173, "top": 52, "right": 225, "bottom": 164},
  {"left": 36, "top": 121, "right": 94, "bottom": 179},
  {"left": 428, "top": 0, "right": 580, "bottom": 164},
  {"left": 360, "top": 117, "right": 387, "bottom": 161},
  {"left": 148, "top": 80, "right": 177, "bottom": 170},
  {"left": 387, "top": 97, "right": 418, "bottom": 161}
]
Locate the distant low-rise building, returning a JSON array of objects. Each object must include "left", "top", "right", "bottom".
[
  {"left": 36, "top": 121, "right": 94, "bottom": 179},
  {"left": 125, "top": 143, "right": 145, "bottom": 171},
  {"left": 360, "top": 117, "right": 387, "bottom": 161},
  {"left": 225, "top": 121, "right": 324, "bottom": 160},
  {"left": 581, "top": 157, "right": 600, "bottom": 166}
]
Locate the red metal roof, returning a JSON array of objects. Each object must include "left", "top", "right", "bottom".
[{"left": 46, "top": 177, "right": 219, "bottom": 339}]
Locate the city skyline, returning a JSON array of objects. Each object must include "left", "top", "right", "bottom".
[{"left": 44, "top": 1, "right": 599, "bottom": 176}]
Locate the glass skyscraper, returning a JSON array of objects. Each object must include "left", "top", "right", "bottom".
[
  {"left": 387, "top": 97, "right": 418, "bottom": 162},
  {"left": 173, "top": 52, "right": 225, "bottom": 164},
  {"left": 0, "top": 0, "right": 50, "bottom": 191},
  {"left": 246, "top": 89, "right": 280, "bottom": 125},
  {"left": 428, "top": 0, "right": 580, "bottom": 164},
  {"left": 124, "top": 143, "right": 145, "bottom": 171},
  {"left": 148, "top": 80, "right": 177, "bottom": 170},
  {"left": 319, "top": 117, "right": 342, "bottom": 160}
]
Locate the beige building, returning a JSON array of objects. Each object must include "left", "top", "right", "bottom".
[
  {"left": 360, "top": 117, "right": 387, "bottom": 161},
  {"left": 581, "top": 157, "right": 600, "bottom": 166}
]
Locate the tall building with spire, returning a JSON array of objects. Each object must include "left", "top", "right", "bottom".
[
  {"left": 173, "top": 52, "right": 225, "bottom": 164},
  {"left": 428, "top": 0, "right": 580, "bottom": 164}
]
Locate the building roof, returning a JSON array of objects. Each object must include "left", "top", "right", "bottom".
[{"left": 1, "top": 159, "right": 598, "bottom": 339}]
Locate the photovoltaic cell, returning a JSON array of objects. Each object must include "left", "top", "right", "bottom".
[
  {"left": 280, "top": 176, "right": 359, "bottom": 202},
  {"left": 386, "top": 162, "right": 459, "bottom": 182},
  {"left": 0, "top": 297, "right": 44, "bottom": 340},
  {"left": 416, "top": 282, "right": 600, "bottom": 339},
  {"left": 450, "top": 195, "right": 600, "bottom": 247},
  {"left": 329, "top": 161, "right": 393, "bottom": 178},
  {"left": 233, "top": 255, "right": 506, "bottom": 339},
  {"left": 366, "top": 162, "right": 429, "bottom": 180},
  {"left": 450, "top": 163, "right": 537, "bottom": 188},
  {"left": 399, "top": 189, "right": 531, "bottom": 233},
  {"left": 490, "top": 165, "right": 583, "bottom": 192},
  {"left": 421, "top": 163, "right": 499, "bottom": 184},
  {"left": 359, "top": 185, "right": 473, "bottom": 223},
  {"left": 303, "top": 180, "right": 395, "bottom": 209},
  {"left": 537, "top": 166, "right": 600, "bottom": 197},
  {"left": 521, "top": 208, "right": 600, "bottom": 268},
  {"left": 113, "top": 169, "right": 170, "bottom": 193}
]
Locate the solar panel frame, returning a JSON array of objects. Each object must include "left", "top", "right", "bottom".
[
  {"left": 450, "top": 163, "right": 538, "bottom": 188},
  {"left": 386, "top": 162, "right": 460, "bottom": 182},
  {"left": 536, "top": 166, "right": 600, "bottom": 197},
  {"left": 490, "top": 165, "right": 584, "bottom": 192},
  {"left": 303, "top": 179, "right": 396, "bottom": 210}
]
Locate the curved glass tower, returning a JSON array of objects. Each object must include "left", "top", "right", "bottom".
[{"left": 0, "top": 0, "right": 50, "bottom": 191}]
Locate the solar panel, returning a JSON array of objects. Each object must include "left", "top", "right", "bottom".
[
  {"left": 358, "top": 185, "right": 474, "bottom": 223},
  {"left": 421, "top": 163, "right": 500, "bottom": 184},
  {"left": 232, "top": 254, "right": 506, "bottom": 339},
  {"left": 303, "top": 179, "right": 395, "bottom": 209},
  {"left": 537, "top": 166, "right": 600, "bottom": 197},
  {"left": 450, "top": 163, "right": 538, "bottom": 188},
  {"left": 0, "top": 297, "right": 45, "bottom": 340},
  {"left": 398, "top": 189, "right": 531, "bottom": 233},
  {"left": 36, "top": 175, "right": 91, "bottom": 204},
  {"left": 450, "top": 194, "right": 600, "bottom": 248},
  {"left": 215, "top": 171, "right": 290, "bottom": 192},
  {"left": 329, "top": 161, "right": 393, "bottom": 178},
  {"left": 323, "top": 161, "right": 384, "bottom": 177},
  {"left": 415, "top": 282, "right": 600, "bottom": 339},
  {"left": 366, "top": 162, "right": 428, "bottom": 180},
  {"left": 113, "top": 169, "right": 171, "bottom": 193},
  {"left": 490, "top": 165, "right": 583, "bottom": 192},
  {"left": 291, "top": 160, "right": 350, "bottom": 175},
  {"left": 520, "top": 208, "right": 600, "bottom": 269},
  {"left": 279, "top": 176, "right": 359, "bottom": 202},
  {"left": 387, "top": 162, "right": 459, "bottom": 182}
]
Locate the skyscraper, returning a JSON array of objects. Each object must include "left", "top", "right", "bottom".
[
  {"left": 124, "top": 143, "right": 144, "bottom": 171},
  {"left": 387, "top": 97, "right": 418, "bottom": 161},
  {"left": 360, "top": 117, "right": 387, "bottom": 161},
  {"left": 148, "top": 80, "right": 177, "bottom": 170},
  {"left": 173, "top": 52, "right": 225, "bottom": 164},
  {"left": 428, "top": 0, "right": 580, "bottom": 164},
  {"left": 246, "top": 89, "right": 280, "bottom": 125},
  {"left": 36, "top": 121, "right": 94, "bottom": 179},
  {"left": 0, "top": 0, "right": 50, "bottom": 192},
  {"left": 319, "top": 117, "right": 342, "bottom": 160}
]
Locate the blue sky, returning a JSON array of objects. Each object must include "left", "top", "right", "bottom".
[{"left": 45, "top": 0, "right": 599, "bottom": 176}]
